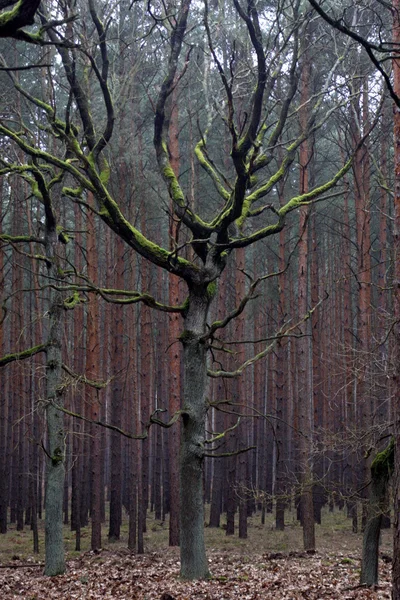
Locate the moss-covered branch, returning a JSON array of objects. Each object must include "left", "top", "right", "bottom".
[
  {"left": 0, "top": 233, "right": 44, "bottom": 245},
  {"left": 52, "top": 402, "right": 186, "bottom": 440},
  {"left": 204, "top": 265, "right": 290, "bottom": 341},
  {"left": 46, "top": 281, "right": 187, "bottom": 313},
  {"left": 203, "top": 282, "right": 258, "bottom": 342},
  {"left": 204, "top": 445, "right": 256, "bottom": 458},
  {"left": 0, "top": 117, "right": 196, "bottom": 281},
  {"left": 208, "top": 297, "right": 324, "bottom": 378},
  {"left": 153, "top": 0, "right": 213, "bottom": 241},
  {"left": 0, "top": 0, "right": 40, "bottom": 39},
  {"left": 194, "top": 137, "right": 230, "bottom": 202},
  {"left": 204, "top": 417, "right": 241, "bottom": 444},
  {"left": 0, "top": 343, "right": 47, "bottom": 367},
  {"left": 0, "top": 123, "right": 96, "bottom": 193},
  {"left": 61, "top": 363, "right": 112, "bottom": 389},
  {"left": 220, "top": 186, "right": 350, "bottom": 252},
  {"left": 87, "top": 0, "right": 114, "bottom": 161}
]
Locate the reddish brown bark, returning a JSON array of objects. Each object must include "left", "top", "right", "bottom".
[
  {"left": 86, "top": 195, "right": 103, "bottom": 551},
  {"left": 128, "top": 259, "right": 138, "bottom": 551},
  {"left": 138, "top": 263, "right": 152, "bottom": 550},
  {"left": 351, "top": 79, "right": 372, "bottom": 528},
  {"left": 11, "top": 180, "right": 26, "bottom": 532},
  {"left": 0, "top": 182, "right": 7, "bottom": 534},
  {"left": 108, "top": 232, "right": 124, "bottom": 541},
  {"left": 275, "top": 192, "right": 288, "bottom": 530},
  {"left": 208, "top": 382, "right": 224, "bottom": 528},
  {"left": 235, "top": 247, "right": 247, "bottom": 539},
  {"left": 209, "top": 269, "right": 230, "bottom": 529},
  {"left": 296, "top": 45, "right": 315, "bottom": 552},
  {"left": 392, "top": 2, "right": 400, "bottom": 595},
  {"left": 70, "top": 203, "right": 84, "bottom": 549},
  {"left": 377, "top": 104, "right": 390, "bottom": 428},
  {"left": 137, "top": 129, "right": 152, "bottom": 551}
]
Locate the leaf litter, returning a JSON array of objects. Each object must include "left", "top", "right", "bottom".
[{"left": 0, "top": 547, "right": 392, "bottom": 599}]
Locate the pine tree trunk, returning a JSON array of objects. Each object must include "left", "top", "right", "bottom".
[
  {"left": 392, "top": 4, "right": 400, "bottom": 596},
  {"left": 297, "top": 44, "right": 315, "bottom": 552},
  {"left": 275, "top": 224, "right": 287, "bottom": 530},
  {"left": 209, "top": 391, "right": 223, "bottom": 528},
  {"left": 109, "top": 234, "right": 124, "bottom": 541},
  {"left": 0, "top": 201, "right": 8, "bottom": 534},
  {"left": 236, "top": 247, "right": 247, "bottom": 539},
  {"left": 86, "top": 199, "right": 102, "bottom": 552}
]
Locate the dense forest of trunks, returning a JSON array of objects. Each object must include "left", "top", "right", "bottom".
[{"left": 0, "top": 0, "right": 399, "bottom": 591}]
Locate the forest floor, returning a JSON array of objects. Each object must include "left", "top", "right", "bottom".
[{"left": 0, "top": 508, "right": 393, "bottom": 599}]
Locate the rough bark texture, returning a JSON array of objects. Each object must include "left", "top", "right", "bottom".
[
  {"left": 86, "top": 201, "right": 102, "bottom": 552},
  {"left": 0, "top": 200, "right": 7, "bottom": 534},
  {"left": 236, "top": 247, "right": 247, "bottom": 539},
  {"left": 180, "top": 285, "right": 212, "bottom": 580},
  {"left": 297, "top": 45, "right": 315, "bottom": 552},
  {"left": 209, "top": 385, "right": 223, "bottom": 528},
  {"left": 109, "top": 234, "right": 124, "bottom": 541},
  {"left": 168, "top": 85, "right": 182, "bottom": 547},
  {"left": 355, "top": 81, "right": 372, "bottom": 525},
  {"left": 360, "top": 441, "right": 394, "bottom": 586},
  {"left": 393, "top": 4, "right": 400, "bottom": 596},
  {"left": 44, "top": 222, "right": 66, "bottom": 577},
  {"left": 0, "top": 0, "right": 41, "bottom": 38},
  {"left": 275, "top": 224, "right": 287, "bottom": 531}
]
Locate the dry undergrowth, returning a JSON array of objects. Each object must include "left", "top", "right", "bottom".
[{"left": 0, "top": 509, "right": 393, "bottom": 599}]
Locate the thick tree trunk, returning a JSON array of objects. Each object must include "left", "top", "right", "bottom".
[
  {"left": 360, "top": 441, "right": 393, "bottom": 586},
  {"left": 180, "top": 285, "right": 212, "bottom": 580},
  {"left": 44, "top": 225, "right": 66, "bottom": 577},
  {"left": 168, "top": 88, "right": 182, "bottom": 547}
]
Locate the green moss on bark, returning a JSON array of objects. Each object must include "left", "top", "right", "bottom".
[
  {"left": 64, "top": 291, "right": 81, "bottom": 309},
  {"left": 0, "top": 343, "right": 47, "bottom": 366},
  {"left": 206, "top": 281, "right": 217, "bottom": 300},
  {"left": 371, "top": 438, "right": 394, "bottom": 479}
]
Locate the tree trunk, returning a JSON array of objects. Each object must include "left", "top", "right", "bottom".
[
  {"left": 209, "top": 388, "right": 223, "bottom": 528},
  {"left": 392, "top": 4, "right": 400, "bottom": 596},
  {"left": 44, "top": 223, "right": 66, "bottom": 576},
  {"left": 108, "top": 234, "right": 124, "bottom": 541},
  {"left": 168, "top": 86, "right": 182, "bottom": 547},
  {"left": 86, "top": 198, "right": 102, "bottom": 552},
  {"left": 0, "top": 201, "right": 8, "bottom": 534},
  {"left": 179, "top": 284, "right": 212, "bottom": 580},
  {"left": 297, "top": 42, "right": 315, "bottom": 551},
  {"left": 360, "top": 441, "right": 393, "bottom": 586},
  {"left": 275, "top": 223, "right": 287, "bottom": 530},
  {"left": 235, "top": 247, "right": 247, "bottom": 539}
]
